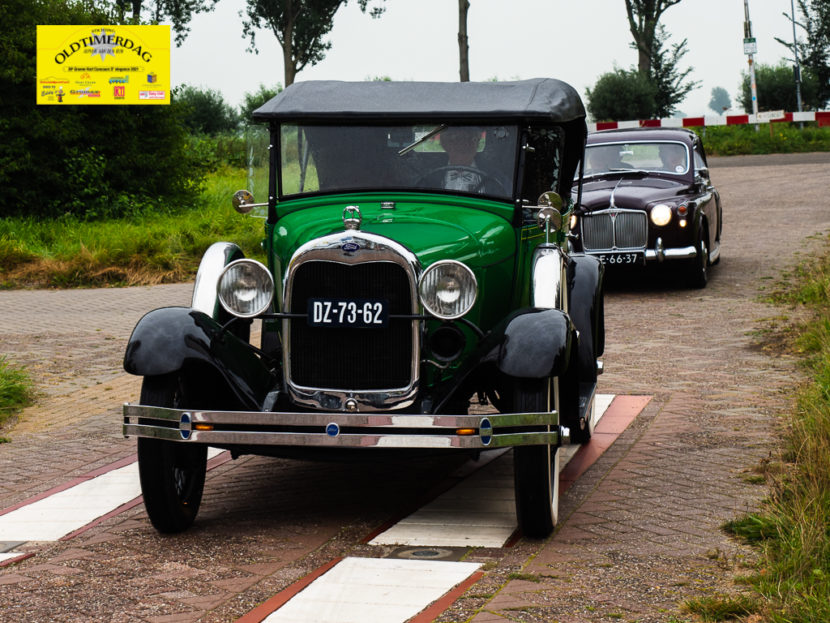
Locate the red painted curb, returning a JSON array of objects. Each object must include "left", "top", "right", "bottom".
[
  {"left": 234, "top": 557, "right": 343, "bottom": 623},
  {"left": 0, "top": 452, "right": 137, "bottom": 518},
  {"left": 407, "top": 570, "right": 486, "bottom": 623},
  {"left": 559, "top": 395, "right": 650, "bottom": 492},
  {"left": 0, "top": 450, "right": 232, "bottom": 541},
  {"left": 0, "top": 552, "right": 35, "bottom": 568}
]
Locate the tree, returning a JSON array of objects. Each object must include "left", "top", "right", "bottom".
[
  {"left": 739, "top": 62, "right": 821, "bottom": 112},
  {"left": 775, "top": 0, "right": 830, "bottom": 108},
  {"left": 174, "top": 85, "right": 240, "bottom": 135},
  {"left": 242, "top": 0, "right": 386, "bottom": 87},
  {"left": 0, "top": 0, "right": 202, "bottom": 219},
  {"left": 586, "top": 69, "right": 657, "bottom": 122},
  {"left": 458, "top": 0, "right": 469, "bottom": 82},
  {"left": 708, "top": 86, "right": 731, "bottom": 113},
  {"left": 624, "top": 0, "right": 683, "bottom": 75},
  {"left": 239, "top": 84, "right": 284, "bottom": 123},
  {"left": 649, "top": 26, "right": 699, "bottom": 117},
  {"left": 114, "top": 0, "right": 219, "bottom": 45}
]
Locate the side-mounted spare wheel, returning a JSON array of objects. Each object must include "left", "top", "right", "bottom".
[
  {"left": 137, "top": 374, "right": 207, "bottom": 533},
  {"left": 513, "top": 376, "right": 560, "bottom": 538}
]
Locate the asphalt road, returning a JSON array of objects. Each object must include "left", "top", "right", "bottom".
[{"left": 1, "top": 151, "right": 829, "bottom": 622}]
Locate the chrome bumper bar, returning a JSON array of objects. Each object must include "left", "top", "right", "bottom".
[
  {"left": 122, "top": 404, "right": 569, "bottom": 449},
  {"left": 645, "top": 238, "right": 697, "bottom": 262}
]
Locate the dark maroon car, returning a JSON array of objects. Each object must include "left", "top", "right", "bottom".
[{"left": 570, "top": 128, "right": 722, "bottom": 287}]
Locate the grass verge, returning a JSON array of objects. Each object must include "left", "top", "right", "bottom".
[
  {"left": 0, "top": 166, "right": 265, "bottom": 289},
  {"left": 695, "top": 123, "right": 830, "bottom": 156},
  {"left": 723, "top": 233, "right": 830, "bottom": 622},
  {"left": 0, "top": 357, "right": 34, "bottom": 435}
]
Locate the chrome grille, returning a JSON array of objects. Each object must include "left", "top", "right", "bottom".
[
  {"left": 580, "top": 209, "right": 648, "bottom": 251},
  {"left": 289, "top": 261, "right": 412, "bottom": 390}
]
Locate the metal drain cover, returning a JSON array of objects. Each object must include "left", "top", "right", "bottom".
[{"left": 390, "top": 547, "right": 465, "bottom": 561}]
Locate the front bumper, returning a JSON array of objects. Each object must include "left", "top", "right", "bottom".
[
  {"left": 645, "top": 237, "right": 697, "bottom": 262},
  {"left": 122, "top": 404, "right": 569, "bottom": 450}
]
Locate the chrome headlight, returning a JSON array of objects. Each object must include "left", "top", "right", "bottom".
[
  {"left": 419, "top": 260, "right": 477, "bottom": 320},
  {"left": 650, "top": 204, "right": 673, "bottom": 226},
  {"left": 217, "top": 259, "right": 274, "bottom": 318}
]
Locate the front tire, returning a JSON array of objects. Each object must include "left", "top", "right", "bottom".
[
  {"left": 687, "top": 227, "right": 709, "bottom": 289},
  {"left": 513, "top": 377, "right": 560, "bottom": 538},
  {"left": 137, "top": 375, "right": 207, "bottom": 534}
]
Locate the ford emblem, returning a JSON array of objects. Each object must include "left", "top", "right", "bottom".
[
  {"left": 342, "top": 242, "right": 360, "bottom": 253},
  {"left": 326, "top": 422, "right": 340, "bottom": 437}
]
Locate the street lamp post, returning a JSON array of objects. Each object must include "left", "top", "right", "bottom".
[{"left": 743, "top": 0, "right": 759, "bottom": 130}]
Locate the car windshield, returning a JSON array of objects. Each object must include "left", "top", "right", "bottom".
[
  {"left": 582, "top": 141, "right": 689, "bottom": 177},
  {"left": 280, "top": 123, "right": 518, "bottom": 200}
]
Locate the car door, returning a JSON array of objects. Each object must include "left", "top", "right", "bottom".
[{"left": 693, "top": 145, "right": 721, "bottom": 255}]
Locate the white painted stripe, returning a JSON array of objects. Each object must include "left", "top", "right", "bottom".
[
  {"left": 263, "top": 557, "right": 481, "bottom": 623},
  {"left": 0, "top": 448, "right": 223, "bottom": 543},
  {"left": 0, "top": 552, "right": 24, "bottom": 563},
  {"left": 593, "top": 393, "right": 614, "bottom": 427},
  {"left": 617, "top": 120, "right": 640, "bottom": 129},
  {"left": 370, "top": 395, "right": 615, "bottom": 548},
  {"left": 660, "top": 117, "right": 684, "bottom": 128}
]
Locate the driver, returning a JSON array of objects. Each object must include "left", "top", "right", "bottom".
[{"left": 438, "top": 127, "right": 485, "bottom": 192}]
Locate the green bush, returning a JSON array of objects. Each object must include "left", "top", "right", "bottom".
[
  {"left": 586, "top": 68, "right": 657, "bottom": 122},
  {"left": 740, "top": 62, "right": 822, "bottom": 113}
]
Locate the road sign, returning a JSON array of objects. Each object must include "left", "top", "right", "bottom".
[{"left": 743, "top": 37, "right": 757, "bottom": 55}]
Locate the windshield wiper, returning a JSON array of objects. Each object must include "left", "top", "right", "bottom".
[
  {"left": 582, "top": 168, "right": 649, "bottom": 180},
  {"left": 398, "top": 125, "right": 447, "bottom": 156}
]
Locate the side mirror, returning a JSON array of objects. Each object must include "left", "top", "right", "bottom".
[
  {"left": 232, "top": 189, "right": 268, "bottom": 214},
  {"left": 535, "top": 191, "right": 563, "bottom": 233},
  {"left": 694, "top": 168, "right": 710, "bottom": 190}
]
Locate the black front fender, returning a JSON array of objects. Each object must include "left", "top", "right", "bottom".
[
  {"left": 123, "top": 307, "right": 275, "bottom": 410},
  {"left": 478, "top": 308, "right": 574, "bottom": 379}
]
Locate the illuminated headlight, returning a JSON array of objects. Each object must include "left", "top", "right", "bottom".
[
  {"left": 419, "top": 260, "right": 477, "bottom": 319},
  {"left": 217, "top": 259, "right": 274, "bottom": 318},
  {"left": 650, "top": 204, "right": 673, "bottom": 226},
  {"left": 569, "top": 214, "right": 578, "bottom": 230}
]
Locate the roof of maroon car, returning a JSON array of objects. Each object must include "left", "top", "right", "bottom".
[
  {"left": 253, "top": 79, "right": 586, "bottom": 123},
  {"left": 587, "top": 127, "right": 697, "bottom": 145}
]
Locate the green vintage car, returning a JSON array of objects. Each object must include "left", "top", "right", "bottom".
[{"left": 122, "top": 79, "right": 605, "bottom": 538}]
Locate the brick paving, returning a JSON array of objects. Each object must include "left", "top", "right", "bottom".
[
  {"left": 0, "top": 152, "right": 828, "bottom": 622},
  {"left": 464, "top": 153, "right": 830, "bottom": 622}
]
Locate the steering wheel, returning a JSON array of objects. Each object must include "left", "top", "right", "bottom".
[{"left": 415, "top": 165, "right": 506, "bottom": 194}]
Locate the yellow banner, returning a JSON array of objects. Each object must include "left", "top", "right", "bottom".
[{"left": 37, "top": 25, "right": 170, "bottom": 105}]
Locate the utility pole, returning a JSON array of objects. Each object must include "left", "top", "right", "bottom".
[{"left": 743, "top": 0, "right": 759, "bottom": 130}]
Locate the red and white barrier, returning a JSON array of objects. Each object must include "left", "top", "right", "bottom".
[{"left": 588, "top": 110, "right": 830, "bottom": 132}]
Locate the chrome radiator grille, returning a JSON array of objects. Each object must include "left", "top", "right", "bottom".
[
  {"left": 288, "top": 260, "right": 413, "bottom": 390},
  {"left": 580, "top": 209, "right": 648, "bottom": 251}
]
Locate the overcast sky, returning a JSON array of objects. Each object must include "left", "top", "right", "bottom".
[{"left": 167, "top": 0, "right": 799, "bottom": 118}]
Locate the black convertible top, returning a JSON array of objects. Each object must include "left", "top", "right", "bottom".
[{"left": 252, "top": 78, "right": 586, "bottom": 123}]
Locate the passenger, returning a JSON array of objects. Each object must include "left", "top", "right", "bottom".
[{"left": 659, "top": 144, "right": 687, "bottom": 173}]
